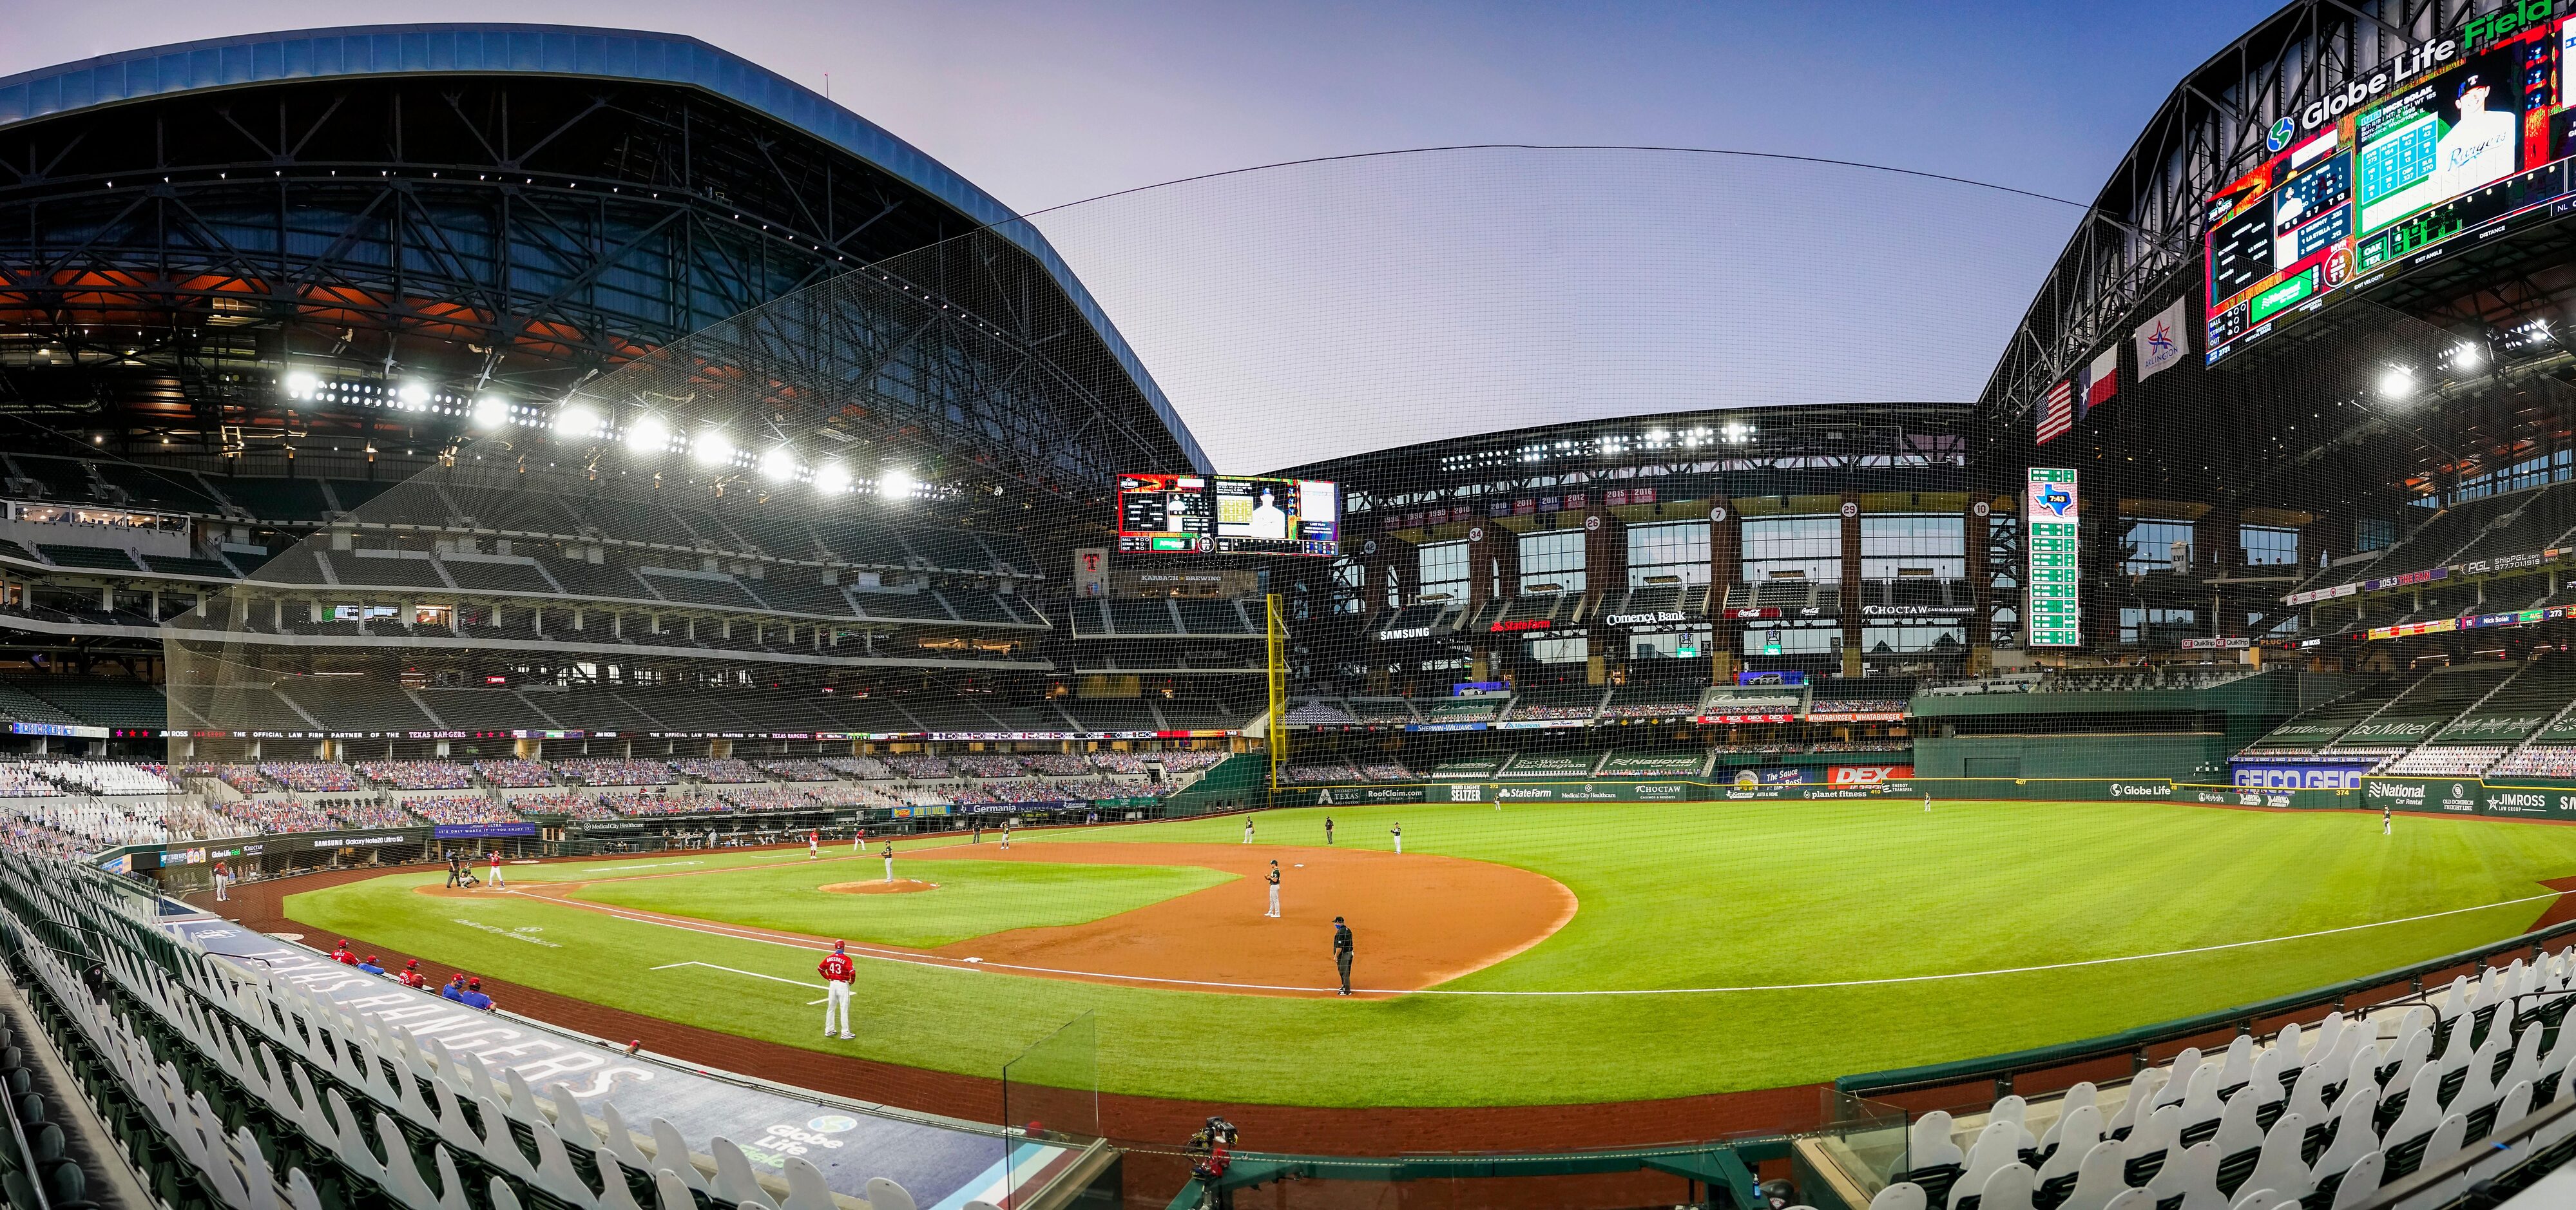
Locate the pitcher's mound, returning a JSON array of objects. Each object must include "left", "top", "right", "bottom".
[{"left": 820, "top": 879, "right": 938, "bottom": 896}]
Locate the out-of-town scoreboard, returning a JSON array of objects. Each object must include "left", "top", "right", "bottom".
[{"left": 2027, "top": 468, "right": 2081, "bottom": 646}]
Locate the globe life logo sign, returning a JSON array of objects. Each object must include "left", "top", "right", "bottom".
[{"left": 2292, "top": 0, "right": 2551, "bottom": 134}]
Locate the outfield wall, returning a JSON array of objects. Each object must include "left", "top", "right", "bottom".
[{"left": 1271, "top": 773, "right": 2576, "bottom": 820}]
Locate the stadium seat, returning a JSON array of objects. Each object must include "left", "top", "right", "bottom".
[
  {"left": 2422, "top": 1111, "right": 2468, "bottom": 1168},
  {"left": 1905, "top": 1109, "right": 1965, "bottom": 1170},
  {"left": 780, "top": 1158, "right": 834, "bottom": 1210},
  {"left": 648, "top": 1119, "right": 704, "bottom": 1190},
  {"left": 2383, "top": 1063, "right": 2446, "bottom": 1152},
  {"left": 2106, "top": 1068, "right": 2166, "bottom": 1137},
  {"left": 2035, "top": 1102, "right": 2100, "bottom": 1186},
  {"left": 865, "top": 1176, "right": 919, "bottom": 1210},
  {"left": 653, "top": 1169, "right": 695, "bottom": 1210},
  {"left": 1865, "top": 1184, "right": 1927, "bottom": 1210},
  {"left": 2323, "top": 1150, "right": 2385, "bottom": 1209},
  {"left": 2150, "top": 1049, "right": 2202, "bottom": 1110},
  {"left": 707, "top": 1137, "right": 775, "bottom": 1207},
  {"left": 2207, "top": 1080, "right": 2260, "bottom": 1158},
  {"left": 2057, "top": 1140, "right": 2126, "bottom": 1210},
  {"left": 594, "top": 1145, "right": 648, "bottom": 1210},
  {"left": 2240, "top": 1110, "right": 2311, "bottom": 1202},
  {"left": 2140, "top": 1140, "right": 2222, "bottom": 1210},
  {"left": 1949, "top": 1120, "right": 2024, "bottom": 1207},
  {"left": 1971, "top": 1162, "right": 2033, "bottom": 1210}
]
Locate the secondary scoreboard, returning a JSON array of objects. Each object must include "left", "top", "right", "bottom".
[{"left": 2027, "top": 468, "right": 2081, "bottom": 646}]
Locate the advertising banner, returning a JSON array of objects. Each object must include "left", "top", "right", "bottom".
[
  {"left": 2231, "top": 762, "right": 2379, "bottom": 789},
  {"left": 1828, "top": 765, "right": 1916, "bottom": 787},
  {"left": 434, "top": 823, "right": 538, "bottom": 840}
]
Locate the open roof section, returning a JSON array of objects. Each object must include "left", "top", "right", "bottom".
[{"left": 0, "top": 22, "right": 1211, "bottom": 475}]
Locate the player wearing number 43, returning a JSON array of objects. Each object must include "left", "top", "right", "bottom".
[{"left": 818, "top": 941, "right": 856, "bottom": 1039}]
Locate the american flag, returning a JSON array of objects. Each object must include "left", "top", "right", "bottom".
[{"left": 2034, "top": 378, "right": 2074, "bottom": 444}]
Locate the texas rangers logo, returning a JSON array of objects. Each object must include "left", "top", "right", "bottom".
[{"left": 2037, "top": 484, "right": 2074, "bottom": 517}]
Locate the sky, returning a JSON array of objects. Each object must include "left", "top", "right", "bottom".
[{"left": 1, "top": 0, "right": 2290, "bottom": 471}]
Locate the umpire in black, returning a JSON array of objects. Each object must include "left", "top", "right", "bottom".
[
  {"left": 1332, "top": 917, "right": 1354, "bottom": 996},
  {"left": 444, "top": 849, "right": 463, "bottom": 888}
]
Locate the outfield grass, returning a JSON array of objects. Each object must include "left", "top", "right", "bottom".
[{"left": 285, "top": 800, "right": 2576, "bottom": 1106}]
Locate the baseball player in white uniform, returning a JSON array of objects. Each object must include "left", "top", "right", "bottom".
[
  {"left": 1265, "top": 859, "right": 1282, "bottom": 918},
  {"left": 1391, "top": 823, "right": 1402, "bottom": 854},
  {"left": 1244, "top": 816, "right": 1255, "bottom": 844},
  {"left": 488, "top": 851, "right": 505, "bottom": 889},
  {"left": 882, "top": 841, "right": 896, "bottom": 883},
  {"left": 808, "top": 829, "right": 820, "bottom": 859},
  {"left": 818, "top": 941, "right": 856, "bottom": 1039}
]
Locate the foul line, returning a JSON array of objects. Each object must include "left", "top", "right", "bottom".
[
  {"left": 652, "top": 959, "right": 832, "bottom": 1004},
  {"left": 583, "top": 887, "right": 2567, "bottom": 997}
]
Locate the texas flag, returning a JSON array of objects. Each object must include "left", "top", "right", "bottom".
[{"left": 2073, "top": 347, "right": 2118, "bottom": 418}]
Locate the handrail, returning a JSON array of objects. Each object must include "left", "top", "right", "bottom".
[
  {"left": 2346, "top": 1084, "right": 2576, "bottom": 1209},
  {"left": 1837, "top": 912, "right": 2576, "bottom": 1097}
]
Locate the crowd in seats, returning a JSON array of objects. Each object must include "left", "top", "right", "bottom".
[
  {"left": 256, "top": 762, "right": 360, "bottom": 792},
  {"left": 1360, "top": 761, "right": 1415, "bottom": 781},
  {"left": 0, "top": 766, "right": 66, "bottom": 797},
  {"left": 1022, "top": 753, "right": 1091, "bottom": 775},
  {"left": 603, "top": 790, "right": 716, "bottom": 816},
  {"left": 220, "top": 798, "right": 341, "bottom": 834},
  {"left": 2386, "top": 745, "right": 2508, "bottom": 776},
  {"left": 184, "top": 763, "right": 276, "bottom": 794},
  {"left": 553, "top": 758, "right": 673, "bottom": 785},
  {"left": 718, "top": 787, "right": 815, "bottom": 812},
  {"left": 3, "top": 798, "right": 174, "bottom": 847},
  {"left": 886, "top": 754, "right": 955, "bottom": 778},
  {"left": 335, "top": 800, "right": 417, "bottom": 829},
  {"left": 402, "top": 796, "right": 521, "bottom": 826},
  {"left": 2490, "top": 747, "right": 2576, "bottom": 778},
  {"left": 356, "top": 760, "right": 477, "bottom": 789},
  {"left": 1285, "top": 699, "right": 1361, "bottom": 725},
  {"left": 472, "top": 759, "right": 555, "bottom": 787},
  {"left": 822, "top": 755, "right": 894, "bottom": 778},
  {"left": 1286, "top": 763, "right": 1359, "bottom": 783},
  {"left": 506, "top": 791, "right": 608, "bottom": 819},
  {"left": 755, "top": 758, "right": 836, "bottom": 782},
  {"left": 954, "top": 754, "right": 1030, "bottom": 778},
  {"left": 674, "top": 757, "right": 761, "bottom": 783},
  {"left": 1881, "top": 953, "right": 2576, "bottom": 1210},
  {"left": 803, "top": 783, "right": 902, "bottom": 808}
]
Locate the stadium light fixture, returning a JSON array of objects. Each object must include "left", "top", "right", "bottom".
[
  {"left": 284, "top": 371, "right": 317, "bottom": 400},
  {"left": 2452, "top": 343, "right": 2483, "bottom": 370},
  {"left": 759, "top": 445, "right": 799, "bottom": 483},
  {"left": 879, "top": 467, "right": 917, "bottom": 501},
  {"left": 471, "top": 395, "right": 510, "bottom": 428},
  {"left": 396, "top": 381, "right": 432, "bottom": 410},
  {"left": 555, "top": 403, "right": 602, "bottom": 438},
  {"left": 2378, "top": 367, "right": 2415, "bottom": 399},
  {"left": 626, "top": 414, "right": 671, "bottom": 453},
  {"left": 693, "top": 428, "right": 735, "bottom": 467},
  {"left": 814, "top": 462, "right": 852, "bottom": 495}
]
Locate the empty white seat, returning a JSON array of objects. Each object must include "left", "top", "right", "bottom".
[
  {"left": 2242, "top": 1110, "right": 2312, "bottom": 1202},
  {"left": 1866, "top": 1184, "right": 1927, "bottom": 1210},
  {"left": 592, "top": 1146, "right": 646, "bottom": 1210},
  {"left": 866, "top": 1177, "right": 919, "bottom": 1210},
  {"left": 2097, "top": 1191, "right": 2149, "bottom": 1210},
  {"left": 2108, "top": 1070, "right": 2166, "bottom": 1137},
  {"left": 2327, "top": 1149, "right": 2386, "bottom": 1209},
  {"left": 2057, "top": 1140, "right": 2127, "bottom": 1210},
  {"left": 649, "top": 1119, "right": 705, "bottom": 1189},
  {"left": 2143, "top": 1140, "right": 2224, "bottom": 1210},
  {"left": 1988, "top": 1095, "right": 2038, "bottom": 1151},
  {"left": 2312, "top": 1081, "right": 2381, "bottom": 1183},
  {"left": 1907, "top": 1110, "right": 1965, "bottom": 1172},
  {"left": 2495, "top": 1078, "right": 2534, "bottom": 1133},
  {"left": 780, "top": 1158, "right": 834, "bottom": 1210},
  {"left": 2423, "top": 1112, "right": 2468, "bottom": 1167},
  {"left": 2209, "top": 1082, "right": 2263, "bottom": 1158},
  {"left": 1974, "top": 1162, "right": 2035, "bottom": 1210},
  {"left": 1950, "top": 1120, "right": 2027, "bottom": 1209},
  {"left": 2214, "top": 1035, "right": 2254, "bottom": 1090},
  {"left": 2383, "top": 1063, "right": 2447, "bottom": 1149},
  {"left": 709, "top": 1137, "right": 777, "bottom": 1209},
  {"left": 653, "top": 1170, "right": 695, "bottom": 1210},
  {"left": 2151, "top": 1050, "right": 2203, "bottom": 1109},
  {"left": 2122, "top": 1104, "right": 2181, "bottom": 1162},
  {"left": 2037, "top": 1104, "right": 2102, "bottom": 1183},
  {"left": 2244, "top": 1046, "right": 2286, "bottom": 1105},
  {"left": 2039, "top": 1084, "right": 2098, "bottom": 1151},
  {"left": 2175, "top": 1062, "right": 2227, "bottom": 1131}
]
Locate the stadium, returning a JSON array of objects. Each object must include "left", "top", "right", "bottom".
[{"left": 8, "top": 6, "right": 2576, "bottom": 1209}]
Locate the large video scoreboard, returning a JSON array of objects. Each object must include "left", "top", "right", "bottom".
[
  {"left": 2207, "top": 3, "right": 2570, "bottom": 364},
  {"left": 1116, "top": 474, "right": 1340, "bottom": 556}
]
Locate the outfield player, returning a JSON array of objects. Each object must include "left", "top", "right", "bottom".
[
  {"left": 818, "top": 941, "right": 856, "bottom": 1039},
  {"left": 1923, "top": 791, "right": 1932, "bottom": 813},
  {"left": 1244, "top": 816, "right": 1255, "bottom": 844},
  {"left": 2383, "top": 803, "right": 2392, "bottom": 836},
  {"left": 1323, "top": 817, "right": 1334, "bottom": 845},
  {"left": 1265, "top": 859, "right": 1282, "bottom": 918},
  {"left": 882, "top": 841, "right": 896, "bottom": 883},
  {"left": 1390, "top": 822, "right": 1402, "bottom": 854}
]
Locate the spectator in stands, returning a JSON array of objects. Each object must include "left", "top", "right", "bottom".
[{"left": 460, "top": 977, "right": 495, "bottom": 1012}]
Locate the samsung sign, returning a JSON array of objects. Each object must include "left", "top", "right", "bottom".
[{"left": 2231, "top": 762, "right": 2376, "bottom": 790}]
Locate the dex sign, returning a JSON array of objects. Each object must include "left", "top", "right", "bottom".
[{"left": 2026, "top": 468, "right": 2081, "bottom": 646}]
